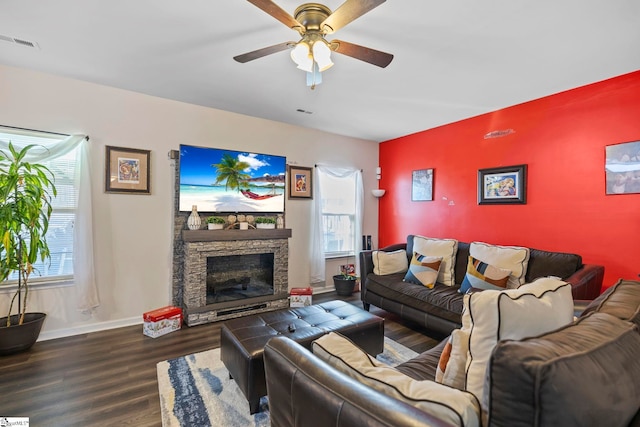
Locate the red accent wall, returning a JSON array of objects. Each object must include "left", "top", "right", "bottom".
[{"left": 379, "top": 70, "right": 640, "bottom": 292}]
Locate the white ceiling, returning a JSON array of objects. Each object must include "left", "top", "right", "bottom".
[{"left": 1, "top": 0, "right": 639, "bottom": 142}]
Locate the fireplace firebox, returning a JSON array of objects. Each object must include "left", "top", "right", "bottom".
[{"left": 206, "top": 253, "right": 274, "bottom": 304}]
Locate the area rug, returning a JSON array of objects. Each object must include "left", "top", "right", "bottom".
[{"left": 157, "top": 337, "right": 418, "bottom": 427}]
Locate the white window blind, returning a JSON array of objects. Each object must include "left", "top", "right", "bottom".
[
  {"left": 319, "top": 172, "right": 356, "bottom": 257},
  {"left": 0, "top": 128, "right": 78, "bottom": 284}
]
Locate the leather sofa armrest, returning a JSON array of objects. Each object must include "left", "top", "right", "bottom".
[
  {"left": 565, "top": 264, "right": 605, "bottom": 300},
  {"left": 359, "top": 243, "right": 407, "bottom": 296},
  {"left": 264, "top": 336, "right": 454, "bottom": 427}
]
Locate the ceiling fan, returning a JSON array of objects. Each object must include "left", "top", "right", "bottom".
[{"left": 234, "top": 0, "right": 393, "bottom": 88}]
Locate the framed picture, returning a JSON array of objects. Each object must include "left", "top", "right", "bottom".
[
  {"left": 478, "top": 164, "right": 527, "bottom": 205},
  {"left": 605, "top": 140, "right": 640, "bottom": 195},
  {"left": 288, "top": 165, "right": 313, "bottom": 199},
  {"left": 105, "top": 146, "right": 151, "bottom": 194},
  {"left": 412, "top": 169, "right": 434, "bottom": 201}
]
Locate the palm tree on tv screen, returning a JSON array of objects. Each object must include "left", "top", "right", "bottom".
[{"left": 211, "top": 154, "right": 251, "bottom": 192}]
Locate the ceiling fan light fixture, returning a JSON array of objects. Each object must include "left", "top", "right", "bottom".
[
  {"left": 312, "top": 39, "right": 334, "bottom": 72},
  {"left": 291, "top": 42, "right": 313, "bottom": 72}
]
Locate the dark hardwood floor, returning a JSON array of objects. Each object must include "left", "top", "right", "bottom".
[{"left": 0, "top": 292, "right": 444, "bottom": 427}]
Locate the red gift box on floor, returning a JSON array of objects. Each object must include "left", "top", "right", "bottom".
[
  {"left": 143, "top": 306, "right": 183, "bottom": 338},
  {"left": 289, "top": 287, "right": 313, "bottom": 307}
]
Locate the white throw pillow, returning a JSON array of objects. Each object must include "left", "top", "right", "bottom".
[
  {"left": 413, "top": 236, "right": 458, "bottom": 286},
  {"left": 372, "top": 249, "right": 408, "bottom": 275},
  {"left": 313, "top": 333, "right": 481, "bottom": 427},
  {"left": 462, "top": 277, "right": 574, "bottom": 413},
  {"left": 469, "top": 242, "right": 530, "bottom": 288}
]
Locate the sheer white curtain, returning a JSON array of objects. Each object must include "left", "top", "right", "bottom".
[
  {"left": 0, "top": 133, "right": 99, "bottom": 312},
  {"left": 310, "top": 165, "right": 364, "bottom": 284}
]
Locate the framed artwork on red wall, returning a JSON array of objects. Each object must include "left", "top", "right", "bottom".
[
  {"left": 412, "top": 168, "right": 433, "bottom": 201},
  {"left": 605, "top": 140, "right": 640, "bottom": 195},
  {"left": 478, "top": 164, "right": 527, "bottom": 205}
]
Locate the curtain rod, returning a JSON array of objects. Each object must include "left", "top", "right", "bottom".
[
  {"left": 315, "top": 164, "right": 363, "bottom": 172},
  {"left": 0, "top": 124, "right": 89, "bottom": 141}
]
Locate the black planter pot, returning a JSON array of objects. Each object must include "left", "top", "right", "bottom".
[
  {"left": 333, "top": 275, "right": 357, "bottom": 296},
  {"left": 0, "top": 312, "right": 46, "bottom": 356}
]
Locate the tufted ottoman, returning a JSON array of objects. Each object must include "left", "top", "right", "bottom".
[{"left": 220, "top": 300, "right": 384, "bottom": 413}]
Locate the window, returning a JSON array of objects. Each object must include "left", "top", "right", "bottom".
[
  {"left": 319, "top": 171, "right": 357, "bottom": 257},
  {"left": 0, "top": 128, "right": 78, "bottom": 284}
]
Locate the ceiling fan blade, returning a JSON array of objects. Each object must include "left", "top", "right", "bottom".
[
  {"left": 234, "top": 42, "right": 293, "bottom": 63},
  {"left": 321, "top": 0, "right": 386, "bottom": 34},
  {"left": 331, "top": 39, "right": 393, "bottom": 68},
  {"left": 246, "top": 0, "right": 303, "bottom": 33}
]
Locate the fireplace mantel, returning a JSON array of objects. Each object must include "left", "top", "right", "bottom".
[{"left": 182, "top": 228, "right": 292, "bottom": 242}]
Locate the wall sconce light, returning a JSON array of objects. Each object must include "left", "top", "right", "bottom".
[{"left": 372, "top": 166, "right": 385, "bottom": 197}]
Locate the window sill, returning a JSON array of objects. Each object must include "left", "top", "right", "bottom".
[
  {"left": 324, "top": 253, "right": 356, "bottom": 260},
  {"left": 0, "top": 277, "right": 75, "bottom": 293}
]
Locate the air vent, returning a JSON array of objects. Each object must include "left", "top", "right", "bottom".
[{"left": 0, "top": 34, "right": 40, "bottom": 49}]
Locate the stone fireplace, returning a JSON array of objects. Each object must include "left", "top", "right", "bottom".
[{"left": 180, "top": 229, "right": 291, "bottom": 326}]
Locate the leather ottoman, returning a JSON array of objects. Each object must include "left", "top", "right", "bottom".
[{"left": 220, "top": 300, "right": 384, "bottom": 413}]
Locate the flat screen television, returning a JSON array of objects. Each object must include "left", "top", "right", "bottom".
[{"left": 179, "top": 144, "right": 286, "bottom": 213}]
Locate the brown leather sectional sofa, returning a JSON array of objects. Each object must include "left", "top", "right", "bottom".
[
  {"left": 264, "top": 279, "right": 640, "bottom": 427},
  {"left": 359, "top": 235, "right": 605, "bottom": 336}
]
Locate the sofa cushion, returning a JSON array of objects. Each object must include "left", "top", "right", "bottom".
[
  {"left": 459, "top": 256, "right": 511, "bottom": 294},
  {"left": 372, "top": 249, "right": 408, "bottom": 275},
  {"left": 366, "top": 273, "right": 464, "bottom": 324},
  {"left": 463, "top": 277, "right": 574, "bottom": 410},
  {"left": 469, "top": 242, "right": 530, "bottom": 288},
  {"left": 403, "top": 252, "right": 442, "bottom": 288},
  {"left": 487, "top": 312, "right": 640, "bottom": 427},
  {"left": 312, "top": 332, "right": 481, "bottom": 427},
  {"left": 525, "top": 248, "right": 582, "bottom": 282},
  {"left": 412, "top": 236, "right": 458, "bottom": 286},
  {"left": 581, "top": 279, "right": 640, "bottom": 328},
  {"left": 395, "top": 337, "right": 447, "bottom": 382}
]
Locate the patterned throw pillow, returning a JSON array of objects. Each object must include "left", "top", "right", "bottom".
[
  {"left": 459, "top": 256, "right": 511, "bottom": 294},
  {"left": 403, "top": 252, "right": 442, "bottom": 288},
  {"left": 412, "top": 236, "right": 458, "bottom": 286},
  {"left": 435, "top": 328, "right": 470, "bottom": 390},
  {"left": 469, "top": 242, "right": 530, "bottom": 288}
]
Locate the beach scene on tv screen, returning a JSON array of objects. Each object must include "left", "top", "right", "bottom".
[{"left": 179, "top": 145, "right": 286, "bottom": 212}]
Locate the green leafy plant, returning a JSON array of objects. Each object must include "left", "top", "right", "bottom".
[
  {"left": 206, "top": 216, "right": 225, "bottom": 224},
  {"left": 255, "top": 216, "right": 276, "bottom": 224},
  {"left": 0, "top": 143, "right": 56, "bottom": 326}
]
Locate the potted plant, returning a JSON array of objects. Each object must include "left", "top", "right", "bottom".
[
  {"left": 332, "top": 272, "right": 358, "bottom": 296},
  {"left": 0, "top": 143, "right": 56, "bottom": 355},
  {"left": 206, "top": 216, "right": 225, "bottom": 230},
  {"left": 255, "top": 216, "right": 276, "bottom": 229}
]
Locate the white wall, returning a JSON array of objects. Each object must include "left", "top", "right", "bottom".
[{"left": 0, "top": 64, "right": 380, "bottom": 339}]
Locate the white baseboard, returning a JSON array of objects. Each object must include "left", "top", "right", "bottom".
[{"left": 37, "top": 316, "right": 142, "bottom": 342}]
